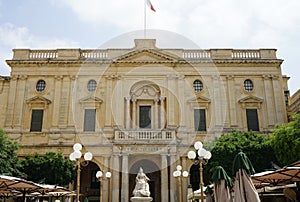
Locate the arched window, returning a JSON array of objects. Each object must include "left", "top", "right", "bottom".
[{"left": 193, "top": 80, "right": 203, "bottom": 92}]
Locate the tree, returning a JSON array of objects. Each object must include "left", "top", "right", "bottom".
[
  {"left": 204, "top": 130, "right": 278, "bottom": 183},
  {"left": 271, "top": 113, "right": 300, "bottom": 165},
  {"left": 0, "top": 128, "right": 21, "bottom": 176},
  {"left": 20, "top": 152, "right": 76, "bottom": 186}
]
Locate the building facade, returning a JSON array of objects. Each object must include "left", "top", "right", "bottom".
[
  {"left": 289, "top": 89, "right": 300, "bottom": 114},
  {"left": 0, "top": 39, "right": 289, "bottom": 202}
]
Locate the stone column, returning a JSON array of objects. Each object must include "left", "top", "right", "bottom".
[
  {"left": 59, "top": 76, "right": 70, "bottom": 128},
  {"left": 154, "top": 98, "right": 159, "bottom": 129},
  {"left": 160, "top": 97, "right": 165, "bottom": 129},
  {"left": 182, "top": 157, "right": 188, "bottom": 202},
  {"left": 5, "top": 75, "right": 18, "bottom": 128},
  {"left": 272, "top": 75, "right": 287, "bottom": 124},
  {"left": 125, "top": 97, "right": 131, "bottom": 129},
  {"left": 132, "top": 98, "right": 137, "bottom": 129},
  {"left": 121, "top": 154, "right": 129, "bottom": 202},
  {"left": 161, "top": 154, "right": 169, "bottom": 202},
  {"left": 212, "top": 75, "right": 222, "bottom": 127},
  {"left": 104, "top": 76, "right": 113, "bottom": 128},
  {"left": 170, "top": 154, "right": 177, "bottom": 202},
  {"left": 263, "top": 75, "right": 275, "bottom": 127},
  {"left": 226, "top": 75, "right": 237, "bottom": 127},
  {"left": 178, "top": 75, "right": 186, "bottom": 129},
  {"left": 111, "top": 155, "right": 120, "bottom": 202},
  {"left": 14, "top": 75, "right": 27, "bottom": 129},
  {"left": 52, "top": 76, "right": 63, "bottom": 130},
  {"left": 167, "top": 75, "right": 176, "bottom": 127},
  {"left": 67, "top": 75, "right": 77, "bottom": 129},
  {"left": 102, "top": 157, "right": 110, "bottom": 202}
]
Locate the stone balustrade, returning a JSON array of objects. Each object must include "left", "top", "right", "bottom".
[
  {"left": 11, "top": 48, "right": 277, "bottom": 60},
  {"left": 115, "top": 130, "right": 175, "bottom": 142}
]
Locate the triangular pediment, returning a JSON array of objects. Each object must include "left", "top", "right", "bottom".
[
  {"left": 239, "top": 95, "right": 263, "bottom": 103},
  {"left": 188, "top": 95, "right": 211, "bottom": 103},
  {"left": 26, "top": 96, "right": 51, "bottom": 105},
  {"left": 79, "top": 96, "right": 103, "bottom": 104},
  {"left": 113, "top": 49, "right": 184, "bottom": 64}
]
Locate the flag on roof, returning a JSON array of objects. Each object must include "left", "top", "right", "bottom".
[{"left": 146, "top": 0, "right": 156, "bottom": 12}]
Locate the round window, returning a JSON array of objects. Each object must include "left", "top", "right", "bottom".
[
  {"left": 193, "top": 80, "right": 203, "bottom": 92},
  {"left": 87, "top": 80, "right": 97, "bottom": 92},
  {"left": 36, "top": 80, "right": 46, "bottom": 92},
  {"left": 244, "top": 79, "right": 254, "bottom": 92}
]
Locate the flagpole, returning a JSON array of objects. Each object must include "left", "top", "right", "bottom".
[{"left": 144, "top": 0, "right": 147, "bottom": 39}]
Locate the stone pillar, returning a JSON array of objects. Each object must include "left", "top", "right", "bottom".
[
  {"left": 263, "top": 75, "right": 275, "bottom": 127},
  {"left": 67, "top": 75, "right": 76, "bottom": 129},
  {"left": 102, "top": 157, "right": 110, "bottom": 202},
  {"left": 111, "top": 155, "right": 120, "bottom": 202},
  {"left": 121, "top": 154, "right": 129, "bottom": 202},
  {"left": 226, "top": 75, "right": 237, "bottom": 127},
  {"left": 104, "top": 76, "right": 113, "bottom": 128},
  {"left": 59, "top": 76, "right": 70, "bottom": 128},
  {"left": 167, "top": 75, "right": 176, "bottom": 127},
  {"left": 52, "top": 75, "right": 63, "bottom": 130},
  {"left": 182, "top": 157, "right": 188, "bottom": 202},
  {"left": 178, "top": 75, "right": 186, "bottom": 129},
  {"left": 132, "top": 98, "right": 137, "bottom": 129},
  {"left": 272, "top": 75, "right": 287, "bottom": 124},
  {"left": 14, "top": 75, "right": 27, "bottom": 128},
  {"left": 125, "top": 97, "right": 131, "bottom": 129},
  {"left": 170, "top": 154, "right": 177, "bottom": 202},
  {"left": 160, "top": 97, "right": 165, "bottom": 129},
  {"left": 5, "top": 75, "right": 18, "bottom": 128},
  {"left": 212, "top": 75, "right": 222, "bottom": 127},
  {"left": 154, "top": 98, "right": 159, "bottom": 129},
  {"left": 161, "top": 154, "right": 169, "bottom": 202},
  {"left": 114, "top": 76, "right": 123, "bottom": 127}
]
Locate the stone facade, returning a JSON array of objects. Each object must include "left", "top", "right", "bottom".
[
  {"left": 289, "top": 89, "right": 300, "bottom": 114},
  {"left": 0, "top": 39, "right": 289, "bottom": 202}
]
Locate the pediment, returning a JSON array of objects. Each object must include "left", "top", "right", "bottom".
[
  {"left": 239, "top": 95, "right": 263, "bottom": 103},
  {"left": 26, "top": 96, "right": 51, "bottom": 105},
  {"left": 188, "top": 95, "right": 211, "bottom": 103},
  {"left": 79, "top": 96, "right": 103, "bottom": 104},
  {"left": 113, "top": 49, "right": 184, "bottom": 64},
  {"left": 79, "top": 96, "right": 103, "bottom": 108}
]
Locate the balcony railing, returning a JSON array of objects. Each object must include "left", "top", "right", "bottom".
[{"left": 114, "top": 130, "right": 176, "bottom": 142}]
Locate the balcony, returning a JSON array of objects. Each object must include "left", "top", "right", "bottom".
[{"left": 114, "top": 129, "right": 176, "bottom": 144}]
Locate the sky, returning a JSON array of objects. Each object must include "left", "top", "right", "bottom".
[{"left": 0, "top": 0, "right": 299, "bottom": 94}]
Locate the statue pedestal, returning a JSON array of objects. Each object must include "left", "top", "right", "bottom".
[{"left": 130, "top": 197, "right": 153, "bottom": 202}]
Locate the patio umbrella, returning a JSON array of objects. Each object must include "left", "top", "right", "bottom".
[
  {"left": 212, "top": 166, "right": 233, "bottom": 202},
  {"left": 232, "top": 152, "right": 260, "bottom": 202},
  {"left": 251, "top": 160, "right": 300, "bottom": 186},
  {"left": 204, "top": 185, "right": 214, "bottom": 202}
]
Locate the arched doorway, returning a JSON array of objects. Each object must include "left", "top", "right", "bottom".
[
  {"left": 129, "top": 159, "right": 161, "bottom": 202},
  {"left": 80, "top": 162, "right": 101, "bottom": 202}
]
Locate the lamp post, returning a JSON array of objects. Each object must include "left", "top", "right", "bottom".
[
  {"left": 96, "top": 170, "right": 112, "bottom": 202},
  {"left": 187, "top": 141, "right": 212, "bottom": 202},
  {"left": 173, "top": 165, "right": 189, "bottom": 202},
  {"left": 69, "top": 143, "right": 93, "bottom": 202}
]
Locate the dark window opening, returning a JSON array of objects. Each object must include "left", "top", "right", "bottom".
[
  {"left": 139, "top": 106, "right": 151, "bottom": 128},
  {"left": 246, "top": 109, "right": 259, "bottom": 131},
  {"left": 194, "top": 109, "right": 206, "bottom": 131},
  {"left": 30, "top": 110, "right": 44, "bottom": 132}
]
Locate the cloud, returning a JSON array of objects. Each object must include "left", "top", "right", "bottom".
[{"left": 0, "top": 23, "right": 79, "bottom": 75}]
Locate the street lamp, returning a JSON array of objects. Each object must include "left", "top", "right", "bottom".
[
  {"left": 69, "top": 143, "right": 93, "bottom": 202},
  {"left": 187, "top": 141, "right": 212, "bottom": 202},
  {"left": 96, "top": 170, "right": 112, "bottom": 202},
  {"left": 173, "top": 165, "right": 189, "bottom": 202}
]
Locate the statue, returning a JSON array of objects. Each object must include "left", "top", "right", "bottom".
[{"left": 132, "top": 167, "right": 151, "bottom": 197}]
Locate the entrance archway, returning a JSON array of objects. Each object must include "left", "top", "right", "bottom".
[
  {"left": 129, "top": 159, "right": 161, "bottom": 202},
  {"left": 80, "top": 162, "right": 101, "bottom": 202}
]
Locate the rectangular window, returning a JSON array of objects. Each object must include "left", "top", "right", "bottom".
[
  {"left": 139, "top": 106, "right": 151, "bottom": 128},
  {"left": 84, "top": 109, "right": 96, "bottom": 132},
  {"left": 246, "top": 109, "right": 259, "bottom": 131},
  {"left": 194, "top": 109, "right": 206, "bottom": 131},
  {"left": 30, "top": 110, "right": 44, "bottom": 132}
]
